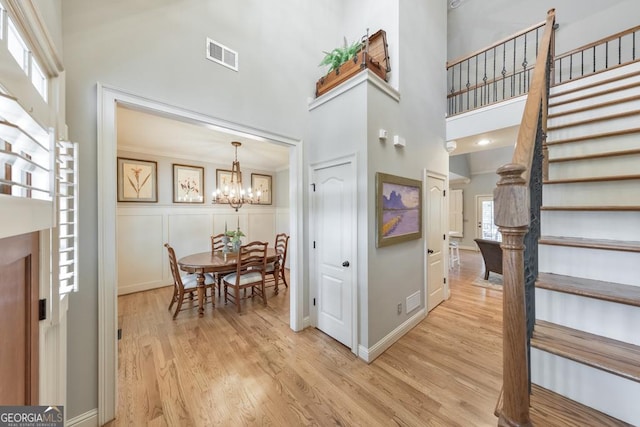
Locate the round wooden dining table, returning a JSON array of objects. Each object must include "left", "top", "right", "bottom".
[{"left": 178, "top": 248, "right": 279, "bottom": 316}]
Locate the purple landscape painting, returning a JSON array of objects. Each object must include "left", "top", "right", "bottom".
[{"left": 381, "top": 182, "right": 420, "bottom": 237}]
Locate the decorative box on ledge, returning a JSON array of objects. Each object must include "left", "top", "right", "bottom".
[{"left": 316, "top": 29, "right": 390, "bottom": 98}]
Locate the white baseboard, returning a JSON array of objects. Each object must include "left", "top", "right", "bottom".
[
  {"left": 303, "top": 316, "right": 311, "bottom": 328},
  {"left": 358, "top": 308, "right": 426, "bottom": 363},
  {"left": 118, "top": 280, "right": 168, "bottom": 295},
  {"left": 67, "top": 409, "right": 98, "bottom": 427},
  {"left": 459, "top": 245, "right": 478, "bottom": 252}
]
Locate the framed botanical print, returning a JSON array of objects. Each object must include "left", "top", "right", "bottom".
[
  {"left": 251, "top": 173, "right": 272, "bottom": 205},
  {"left": 117, "top": 157, "right": 157, "bottom": 202},
  {"left": 173, "top": 164, "right": 204, "bottom": 203},
  {"left": 216, "top": 169, "right": 234, "bottom": 191}
]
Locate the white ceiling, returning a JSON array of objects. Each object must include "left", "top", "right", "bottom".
[
  {"left": 446, "top": 125, "right": 518, "bottom": 155},
  {"left": 116, "top": 105, "right": 290, "bottom": 171}
]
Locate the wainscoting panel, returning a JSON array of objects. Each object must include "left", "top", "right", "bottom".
[
  {"left": 117, "top": 214, "right": 164, "bottom": 294},
  {"left": 117, "top": 206, "right": 279, "bottom": 295}
]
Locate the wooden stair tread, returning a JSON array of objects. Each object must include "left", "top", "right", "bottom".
[
  {"left": 550, "top": 68, "right": 640, "bottom": 99},
  {"left": 548, "top": 148, "right": 640, "bottom": 163},
  {"left": 532, "top": 320, "right": 640, "bottom": 382},
  {"left": 538, "top": 236, "right": 640, "bottom": 253},
  {"left": 548, "top": 93, "right": 640, "bottom": 119},
  {"left": 546, "top": 127, "right": 640, "bottom": 146},
  {"left": 547, "top": 109, "right": 640, "bottom": 131},
  {"left": 544, "top": 174, "right": 640, "bottom": 184},
  {"left": 549, "top": 80, "right": 640, "bottom": 108},
  {"left": 541, "top": 205, "right": 640, "bottom": 211},
  {"left": 530, "top": 384, "right": 632, "bottom": 426},
  {"left": 537, "top": 272, "right": 640, "bottom": 307}
]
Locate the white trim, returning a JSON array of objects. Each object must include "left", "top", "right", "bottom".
[
  {"left": 309, "top": 154, "right": 359, "bottom": 355},
  {"left": 358, "top": 308, "right": 426, "bottom": 363},
  {"left": 97, "top": 83, "right": 304, "bottom": 422},
  {"left": 308, "top": 70, "right": 400, "bottom": 111},
  {"left": 459, "top": 245, "right": 478, "bottom": 252},
  {"left": 66, "top": 409, "right": 98, "bottom": 427},
  {"left": 303, "top": 316, "right": 311, "bottom": 328}
]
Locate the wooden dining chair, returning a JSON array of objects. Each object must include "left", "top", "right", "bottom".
[
  {"left": 265, "top": 233, "right": 289, "bottom": 293},
  {"left": 210, "top": 233, "right": 235, "bottom": 296},
  {"left": 222, "top": 241, "right": 268, "bottom": 313},
  {"left": 164, "top": 243, "right": 215, "bottom": 319}
]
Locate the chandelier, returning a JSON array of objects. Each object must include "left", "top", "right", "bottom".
[{"left": 212, "top": 141, "right": 261, "bottom": 211}]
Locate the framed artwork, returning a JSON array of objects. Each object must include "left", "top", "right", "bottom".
[
  {"left": 117, "top": 157, "right": 157, "bottom": 202},
  {"left": 251, "top": 173, "right": 272, "bottom": 205},
  {"left": 173, "top": 164, "right": 204, "bottom": 203},
  {"left": 216, "top": 169, "right": 234, "bottom": 191},
  {"left": 376, "top": 172, "right": 422, "bottom": 247}
]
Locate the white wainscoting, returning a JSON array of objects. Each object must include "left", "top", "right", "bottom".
[{"left": 117, "top": 205, "right": 277, "bottom": 295}]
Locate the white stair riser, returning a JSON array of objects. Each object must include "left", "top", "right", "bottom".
[
  {"left": 536, "top": 288, "right": 640, "bottom": 346},
  {"left": 549, "top": 83, "right": 640, "bottom": 114},
  {"left": 547, "top": 132, "right": 640, "bottom": 158},
  {"left": 547, "top": 115, "right": 640, "bottom": 141},
  {"left": 548, "top": 98, "right": 640, "bottom": 128},
  {"left": 531, "top": 349, "right": 640, "bottom": 426},
  {"left": 548, "top": 155, "right": 640, "bottom": 180},
  {"left": 539, "top": 244, "right": 640, "bottom": 286},
  {"left": 543, "top": 180, "right": 640, "bottom": 206},
  {"left": 551, "top": 60, "right": 640, "bottom": 96},
  {"left": 541, "top": 211, "right": 640, "bottom": 241}
]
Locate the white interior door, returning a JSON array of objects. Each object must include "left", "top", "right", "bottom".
[
  {"left": 312, "top": 160, "right": 355, "bottom": 349},
  {"left": 426, "top": 175, "right": 445, "bottom": 311}
]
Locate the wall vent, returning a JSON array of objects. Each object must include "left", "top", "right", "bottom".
[
  {"left": 206, "top": 38, "right": 238, "bottom": 71},
  {"left": 406, "top": 290, "right": 421, "bottom": 313}
]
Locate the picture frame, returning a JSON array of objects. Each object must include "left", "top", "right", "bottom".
[
  {"left": 251, "top": 173, "right": 272, "bottom": 205},
  {"left": 173, "top": 164, "right": 205, "bottom": 203},
  {"left": 376, "top": 172, "right": 422, "bottom": 247},
  {"left": 117, "top": 157, "right": 158, "bottom": 202},
  {"left": 216, "top": 169, "right": 234, "bottom": 192}
]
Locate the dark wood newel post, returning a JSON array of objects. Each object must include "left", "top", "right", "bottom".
[{"left": 495, "top": 163, "right": 532, "bottom": 427}]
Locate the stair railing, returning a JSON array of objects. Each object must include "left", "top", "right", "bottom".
[
  {"left": 554, "top": 24, "right": 640, "bottom": 85},
  {"left": 446, "top": 18, "right": 548, "bottom": 116},
  {"left": 494, "top": 9, "right": 555, "bottom": 427}
]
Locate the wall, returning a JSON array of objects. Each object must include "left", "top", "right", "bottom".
[
  {"left": 449, "top": 153, "right": 470, "bottom": 178},
  {"left": 62, "top": 0, "right": 342, "bottom": 419},
  {"left": 448, "top": 0, "right": 640, "bottom": 62},
  {"left": 116, "top": 150, "right": 284, "bottom": 295}
]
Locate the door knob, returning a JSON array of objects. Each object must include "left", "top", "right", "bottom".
[
  {"left": 342, "top": 261, "right": 350, "bottom": 267},
  {"left": 427, "top": 249, "right": 434, "bottom": 254}
]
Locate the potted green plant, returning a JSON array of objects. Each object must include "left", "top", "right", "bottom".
[{"left": 316, "top": 29, "right": 390, "bottom": 97}]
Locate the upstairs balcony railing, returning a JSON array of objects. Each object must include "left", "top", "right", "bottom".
[
  {"left": 554, "top": 25, "right": 640, "bottom": 84},
  {"left": 447, "top": 19, "right": 553, "bottom": 116}
]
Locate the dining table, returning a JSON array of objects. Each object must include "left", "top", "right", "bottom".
[{"left": 178, "top": 248, "right": 280, "bottom": 316}]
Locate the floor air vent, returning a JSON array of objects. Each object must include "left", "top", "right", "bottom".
[{"left": 206, "top": 38, "right": 238, "bottom": 71}]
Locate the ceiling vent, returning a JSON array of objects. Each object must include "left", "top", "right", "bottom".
[{"left": 206, "top": 38, "right": 238, "bottom": 71}]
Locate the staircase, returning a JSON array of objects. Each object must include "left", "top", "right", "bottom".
[{"left": 531, "top": 60, "right": 640, "bottom": 426}]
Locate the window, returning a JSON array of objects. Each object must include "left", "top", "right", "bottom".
[
  {"left": 57, "top": 140, "right": 78, "bottom": 293},
  {"left": 7, "top": 18, "right": 28, "bottom": 73},
  {"left": 31, "top": 59, "right": 47, "bottom": 101}
]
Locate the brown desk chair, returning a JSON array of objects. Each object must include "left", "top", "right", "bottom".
[
  {"left": 265, "top": 233, "right": 289, "bottom": 293},
  {"left": 222, "top": 241, "right": 268, "bottom": 313},
  {"left": 165, "top": 243, "right": 215, "bottom": 319}
]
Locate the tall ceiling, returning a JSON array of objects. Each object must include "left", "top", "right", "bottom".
[{"left": 116, "top": 105, "right": 290, "bottom": 171}]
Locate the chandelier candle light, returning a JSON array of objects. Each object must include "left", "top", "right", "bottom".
[{"left": 212, "top": 141, "right": 262, "bottom": 211}]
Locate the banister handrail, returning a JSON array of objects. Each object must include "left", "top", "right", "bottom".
[
  {"left": 511, "top": 9, "right": 556, "bottom": 183},
  {"left": 494, "top": 8, "right": 555, "bottom": 427},
  {"left": 555, "top": 24, "right": 640, "bottom": 61},
  {"left": 447, "top": 19, "right": 547, "bottom": 68}
]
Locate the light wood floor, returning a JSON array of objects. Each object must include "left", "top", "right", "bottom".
[{"left": 112, "top": 251, "right": 505, "bottom": 426}]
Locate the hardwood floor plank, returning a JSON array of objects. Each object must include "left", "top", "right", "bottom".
[{"left": 110, "top": 252, "right": 617, "bottom": 426}]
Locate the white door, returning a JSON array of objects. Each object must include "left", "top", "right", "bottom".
[
  {"left": 312, "top": 161, "right": 355, "bottom": 348},
  {"left": 476, "top": 195, "right": 502, "bottom": 241},
  {"left": 426, "top": 175, "right": 446, "bottom": 311}
]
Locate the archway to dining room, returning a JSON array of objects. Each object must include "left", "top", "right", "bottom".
[{"left": 96, "top": 84, "right": 304, "bottom": 423}]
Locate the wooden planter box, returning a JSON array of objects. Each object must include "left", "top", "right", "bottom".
[{"left": 316, "top": 29, "right": 390, "bottom": 98}]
